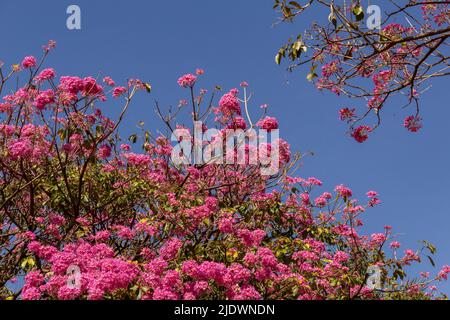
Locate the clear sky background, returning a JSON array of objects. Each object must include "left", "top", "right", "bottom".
[{"left": 1, "top": 0, "right": 449, "bottom": 294}]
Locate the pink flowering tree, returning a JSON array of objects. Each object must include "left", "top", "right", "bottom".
[
  {"left": 274, "top": 0, "right": 449, "bottom": 141},
  {"left": 0, "top": 42, "right": 448, "bottom": 300}
]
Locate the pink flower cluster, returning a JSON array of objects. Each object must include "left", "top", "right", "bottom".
[
  {"left": 21, "top": 56, "right": 37, "bottom": 69},
  {"left": 34, "top": 89, "right": 55, "bottom": 110},
  {"left": 177, "top": 73, "right": 197, "bottom": 88},
  {"left": 403, "top": 115, "right": 422, "bottom": 132},
  {"left": 351, "top": 125, "right": 372, "bottom": 143},
  {"left": 0, "top": 47, "right": 446, "bottom": 301},
  {"left": 23, "top": 241, "right": 139, "bottom": 300},
  {"left": 256, "top": 116, "right": 279, "bottom": 131},
  {"left": 339, "top": 108, "right": 356, "bottom": 122},
  {"left": 35, "top": 68, "right": 56, "bottom": 82},
  {"left": 216, "top": 89, "right": 241, "bottom": 120},
  {"left": 58, "top": 76, "right": 105, "bottom": 101}
]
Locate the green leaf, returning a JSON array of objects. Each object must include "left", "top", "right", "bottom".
[
  {"left": 21, "top": 257, "right": 35, "bottom": 269},
  {"left": 58, "top": 128, "right": 67, "bottom": 141},
  {"left": 306, "top": 72, "right": 318, "bottom": 82},
  {"left": 129, "top": 134, "right": 138, "bottom": 144},
  {"left": 352, "top": 6, "right": 364, "bottom": 21},
  {"left": 289, "top": 1, "right": 302, "bottom": 10},
  {"left": 328, "top": 13, "right": 337, "bottom": 28},
  {"left": 281, "top": 6, "right": 292, "bottom": 19},
  {"left": 423, "top": 240, "right": 437, "bottom": 254},
  {"left": 96, "top": 125, "right": 104, "bottom": 136},
  {"left": 275, "top": 53, "right": 282, "bottom": 65},
  {"left": 352, "top": 5, "right": 363, "bottom": 16},
  {"left": 273, "top": 0, "right": 279, "bottom": 9},
  {"left": 343, "top": 47, "right": 353, "bottom": 61},
  {"left": 275, "top": 48, "right": 286, "bottom": 65},
  {"left": 292, "top": 40, "right": 307, "bottom": 55},
  {"left": 144, "top": 82, "right": 152, "bottom": 93},
  {"left": 426, "top": 255, "right": 436, "bottom": 267},
  {"left": 393, "top": 268, "right": 405, "bottom": 280}
]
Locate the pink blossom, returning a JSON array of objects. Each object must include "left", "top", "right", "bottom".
[
  {"left": 82, "top": 77, "right": 104, "bottom": 97},
  {"left": 43, "top": 40, "right": 57, "bottom": 52},
  {"left": 238, "top": 229, "right": 266, "bottom": 247},
  {"left": 339, "top": 108, "right": 356, "bottom": 121},
  {"left": 218, "top": 215, "right": 235, "bottom": 233},
  {"left": 21, "top": 287, "right": 41, "bottom": 300},
  {"left": 124, "top": 153, "right": 151, "bottom": 166},
  {"left": 21, "top": 56, "right": 37, "bottom": 69},
  {"left": 113, "top": 86, "right": 127, "bottom": 98},
  {"left": 438, "top": 265, "right": 450, "bottom": 280},
  {"left": 403, "top": 115, "right": 422, "bottom": 132},
  {"left": 335, "top": 184, "right": 353, "bottom": 198},
  {"left": 34, "top": 89, "right": 55, "bottom": 110},
  {"left": 35, "top": 68, "right": 56, "bottom": 82},
  {"left": 59, "top": 76, "right": 85, "bottom": 95},
  {"left": 103, "top": 76, "right": 115, "bottom": 87},
  {"left": 366, "top": 191, "right": 378, "bottom": 198},
  {"left": 227, "top": 117, "right": 247, "bottom": 129},
  {"left": 321, "top": 60, "right": 341, "bottom": 77},
  {"left": 351, "top": 125, "right": 372, "bottom": 143},
  {"left": 115, "top": 225, "right": 134, "bottom": 239},
  {"left": 159, "top": 238, "right": 182, "bottom": 260},
  {"left": 9, "top": 139, "right": 33, "bottom": 159},
  {"left": 231, "top": 285, "right": 261, "bottom": 300},
  {"left": 177, "top": 74, "right": 197, "bottom": 88},
  {"left": 98, "top": 145, "right": 111, "bottom": 159},
  {"left": 256, "top": 116, "right": 279, "bottom": 131},
  {"left": 371, "top": 233, "right": 387, "bottom": 245},
  {"left": 403, "top": 249, "right": 420, "bottom": 264},
  {"left": 390, "top": 241, "right": 401, "bottom": 249},
  {"left": 93, "top": 231, "right": 110, "bottom": 242},
  {"left": 178, "top": 99, "right": 188, "bottom": 107},
  {"left": 275, "top": 139, "right": 291, "bottom": 164},
  {"left": 314, "top": 195, "right": 327, "bottom": 207},
  {"left": 217, "top": 89, "right": 241, "bottom": 117}
]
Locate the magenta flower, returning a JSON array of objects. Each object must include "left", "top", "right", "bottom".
[
  {"left": 177, "top": 73, "right": 197, "bottom": 88},
  {"left": 21, "top": 56, "right": 37, "bottom": 69}
]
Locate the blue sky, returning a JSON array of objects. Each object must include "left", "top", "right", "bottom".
[{"left": 1, "top": 0, "right": 449, "bottom": 294}]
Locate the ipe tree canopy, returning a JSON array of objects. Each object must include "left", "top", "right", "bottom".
[
  {"left": 0, "top": 41, "right": 448, "bottom": 300},
  {"left": 274, "top": 0, "right": 449, "bottom": 142}
]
